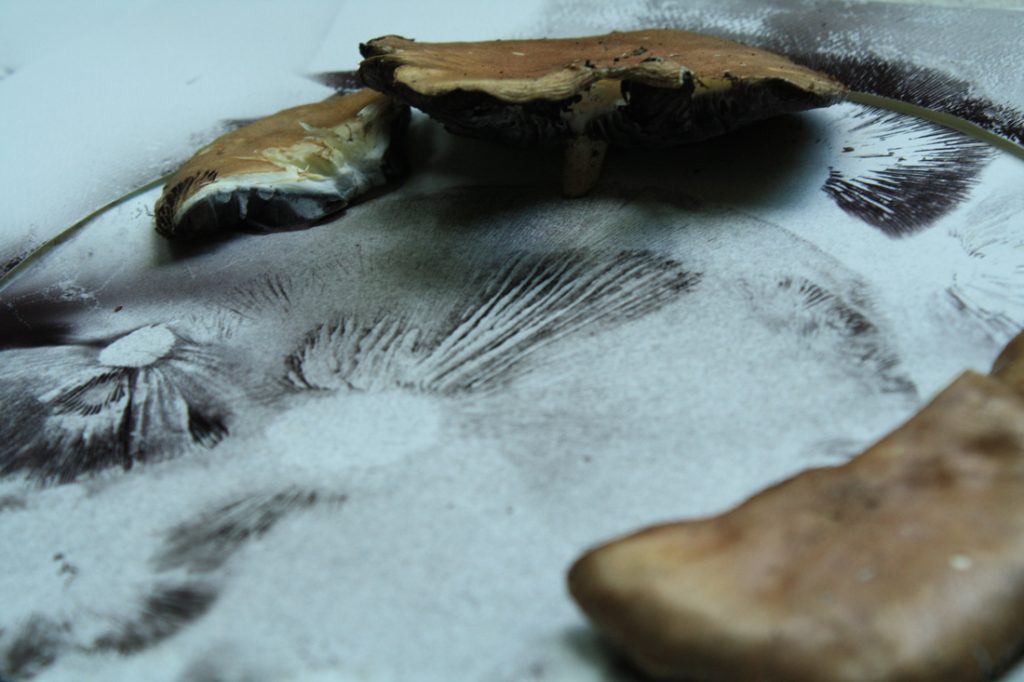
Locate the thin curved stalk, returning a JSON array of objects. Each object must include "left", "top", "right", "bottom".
[
  {"left": 846, "top": 90, "right": 1024, "bottom": 162},
  {"left": 0, "top": 174, "right": 171, "bottom": 295}
]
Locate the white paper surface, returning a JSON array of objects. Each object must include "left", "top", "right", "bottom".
[{"left": 2, "top": 2, "right": 1024, "bottom": 681}]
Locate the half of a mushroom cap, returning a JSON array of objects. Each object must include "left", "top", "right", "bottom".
[
  {"left": 568, "top": 329, "right": 1024, "bottom": 682},
  {"left": 155, "top": 88, "right": 409, "bottom": 239},
  {"left": 358, "top": 29, "right": 845, "bottom": 148}
]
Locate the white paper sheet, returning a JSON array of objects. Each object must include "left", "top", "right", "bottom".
[{"left": 2, "top": 2, "right": 1024, "bottom": 681}]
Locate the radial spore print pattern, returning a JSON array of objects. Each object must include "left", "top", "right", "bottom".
[
  {"left": 287, "top": 250, "right": 701, "bottom": 397},
  {"left": 3, "top": 2, "right": 1023, "bottom": 681},
  {"left": 154, "top": 487, "right": 338, "bottom": 574},
  {"left": 89, "top": 585, "right": 219, "bottom": 655},
  {"left": 0, "top": 183, "right": 933, "bottom": 682},
  {"left": 742, "top": 275, "right": 916, "bottom": 396},
  {"left": 0, "top": 486, "right": 335, "bottom": 680},
  {"left": 0, "top": 615, "right": 67, "bottom": 681},
  {"left": 0, "top": 325, "right": 237, "bottom": 485},
  {"left": 822, "top": 106, "right": 993, "bottom": 237},
  {"left": 308, "top": 70, "right": 363, "bottom": 95},
  {"left": 781, "top": 53, "right": 1024, "bottom": 149},
  {"left": 945, "top": 192, "right": 1024, "bottom": 343},
  {"left": 0, "top": 247, "right": 698, "bottom": 488}
]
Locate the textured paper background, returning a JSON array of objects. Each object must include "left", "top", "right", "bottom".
[{"left": 1, "top": 2, "right": 1024, "bottom": 681}]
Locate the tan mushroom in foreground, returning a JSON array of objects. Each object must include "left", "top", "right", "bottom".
[
  {"left": 155, "top": 89, "right": 408, "bottom": 239},
  {"left": 359, "top": 29, "right": 845, "bottom": 196},
  {"left": 569, "top": 330, "right": 1024, "bottom": 682},
  {"left": 993, "top": 332, "right": 1024, "bottom": 395}
]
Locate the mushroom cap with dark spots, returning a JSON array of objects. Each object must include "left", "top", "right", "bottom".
[{"left": 358, "top": 29, "right": 845, "bottom": 148}]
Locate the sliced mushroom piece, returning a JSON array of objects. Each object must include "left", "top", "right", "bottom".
[
  {"left": 155, "top": 89, "right": 409, "bottom": 239},
  {"left": 358, "top": 30, "right": 844, "bottom": 196},
  {"left": 992, "top": 330, "right": 1024, "bottom": 395},
  {"left": 569, "top": 330, "right": 1024, "bottom": 682}
]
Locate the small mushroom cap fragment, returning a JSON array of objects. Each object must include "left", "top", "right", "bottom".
[
  {"left": 358, "top": 30, "right": 845, "bottom": 148},
  {"left": 155, "top": 88, "right": 409, "bottom": 239},
  {"left": 569, "top": 367, "right": 1024, "bottom": 682}
]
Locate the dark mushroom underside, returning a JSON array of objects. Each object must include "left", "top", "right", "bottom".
[
  {"left": 155, "top": 90, "right": 409, "bottom": 240},
  {"left": 358, "top": 31, "right": 844, "bottom": 195},
  {"left": 361, "top": 61, "right": 834, "bottom": 149}
]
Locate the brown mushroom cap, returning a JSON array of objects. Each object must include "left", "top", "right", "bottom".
[
  {"left": 358, "top": 29, "right": 845, "bottom": 148},
  {"left": 155, "top": 88, "right": 408, "bottom": 239},
  {"left": 992, "top": 330, "right": 1024, "bottom": 395},
  {"left": 568, "top": 330, "right": 1024, "bottom": 682}
]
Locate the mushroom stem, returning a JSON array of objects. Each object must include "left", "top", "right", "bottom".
[{"left": 562, "top": 136, "right": 608, "bottom": 198}]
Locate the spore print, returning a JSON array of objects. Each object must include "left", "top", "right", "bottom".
[
  {"left": 285, "top": 250, "right": 701, "bottom": 397},
  {"left": 154, "top": 488, "right": 333, "bottom": 574},
  {"left": 741, "top": 275, "right": 917, "bottom": 397},
  {"left": 0, "top": 325, "right": 237, "bottom": 485},
  {"left": 822, "top": 106, "right": 993, "bottom": 237},
  {"left": 90, "top": 585, "right": 219, "bottom": 655},
  {"left": 946, "top": 193, "right": 1024, "bottom": 343}
]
